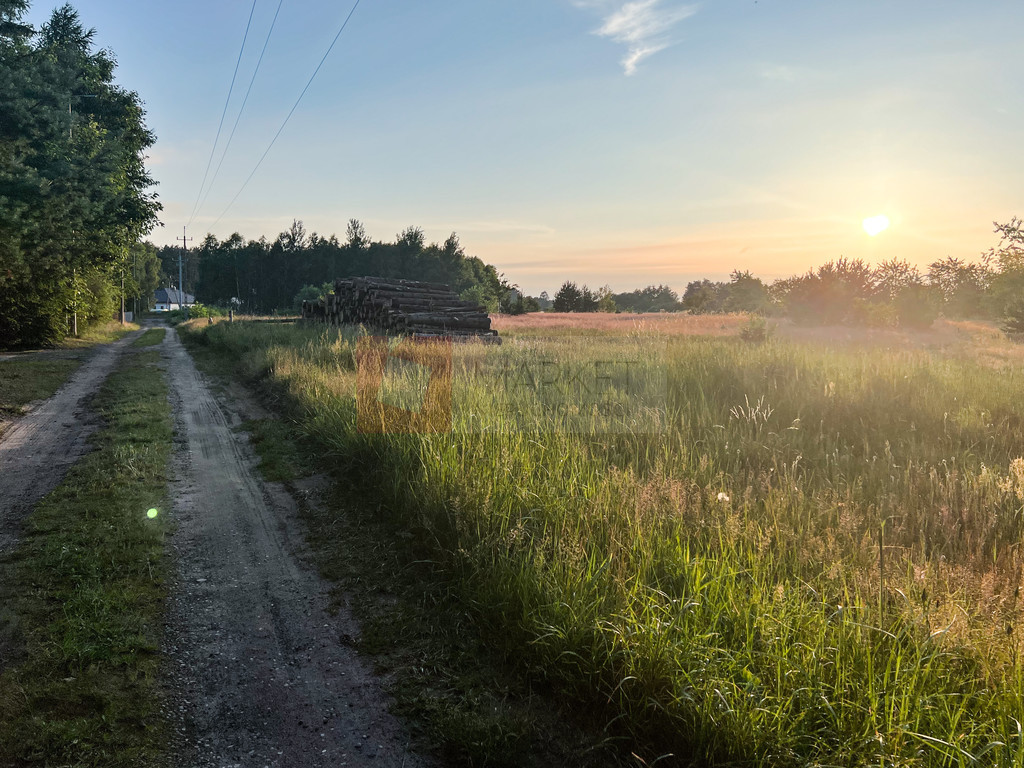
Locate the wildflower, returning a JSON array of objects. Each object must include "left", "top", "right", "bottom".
[{"left": 717, "top": 492, "right": 730, "bottom": 503}]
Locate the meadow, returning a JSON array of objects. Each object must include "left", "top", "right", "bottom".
[{"left": 183, "top": 314, "right": 1024, "bottom": 767}]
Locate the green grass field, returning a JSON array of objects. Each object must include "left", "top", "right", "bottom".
[
  {"left": 181, "top": 317, "right": 1024, "bottom": 767},
  {"left": 0, "top": 344, "right": 172, "bottom": 766}
]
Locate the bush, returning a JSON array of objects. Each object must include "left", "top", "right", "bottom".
[
  {"left": 894, "top": 284, "right": 940, "bottom": 329},
  {"left": 187, "top": 303, "right": 225, "bottom": 319},
  {"left": 849, "top": 299, "right": 897, "bottom": 328},
  {"left": 738, "top": 315, "right": 771, "bottom": 343},
  {"left": 1001, "top": 295, "right": 1024, "bottom": 337}
]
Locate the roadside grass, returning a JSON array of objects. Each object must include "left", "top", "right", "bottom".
[
  {"left": 60, "top": 320, "right": 140, "bottom": 349},
  {"left": 0, "top": 346, "right": 172, "bottom": 767},
  {"left": 0, "top": 359, "right": 81, "bottom": 419},
  {"left": 180, "top": 322, "right": 620, "bottom": 767},
  {"left": 0, "top": 321, "right": 145, "bottom": 430},
  {"left": 238, "top": 419, "right": 309, "bottom": 483},
  {"left": 179, "top": 318, "right": 1024, "bottom": 767}
]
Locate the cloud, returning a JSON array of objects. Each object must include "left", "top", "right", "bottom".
[
  {"left": 576, "top": 0, "right": 699, "bottom": 75},
  {"left": 758, "top": 64, "right": 798, "bottom": 83}
]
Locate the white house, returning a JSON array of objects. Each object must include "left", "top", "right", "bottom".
[{"left": 154, "top": 287, "right": 195, "bottom": 311}]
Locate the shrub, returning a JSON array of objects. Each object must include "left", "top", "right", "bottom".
[
  {"left": 894, "top": 284, "right": 940, "bottom": 329},
  {"left": 739, "top": 315, "right": 771, "bottom": 343},
  {"left": 1001, "top": 295, "right": 1024, "bottom": 337}
]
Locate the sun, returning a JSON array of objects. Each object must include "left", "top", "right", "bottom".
[{"left": 862, "top": 215, "right": 890, "bottom": 237}]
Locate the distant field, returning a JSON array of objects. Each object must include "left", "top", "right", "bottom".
[
  {"left": 492, "top": 311, "right": 750, "bottom": 336},
  {"left": 494, "top": 311, "right": 1013, "bottom": 347},
  {"left": 183, "top": 316, "right": 1024, "bottom": 767}
]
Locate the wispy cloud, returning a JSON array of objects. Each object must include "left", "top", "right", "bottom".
[
  {"left": 575, "top": 0, "right": 699, "bottom": 76},
  {"left": 758, "top": 63, "right": 798, "bottom": 83}
]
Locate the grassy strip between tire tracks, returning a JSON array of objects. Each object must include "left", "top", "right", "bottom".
[{"left": 0, "top": 328, "right": 171, "bottom": 766}]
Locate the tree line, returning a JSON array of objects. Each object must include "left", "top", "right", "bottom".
[
  {"left": 546, "top": 219, "right": 1024, "bottom": 330},
  {"left": 0, "top": 1, "right": 159, "bottom": 348},
  {"left": 156, "top": 219, "right": 508, "bottom": 315}
]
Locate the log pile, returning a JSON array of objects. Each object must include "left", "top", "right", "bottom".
[{"left": 301, "top": 277, "right": 500, "bottom": 342}]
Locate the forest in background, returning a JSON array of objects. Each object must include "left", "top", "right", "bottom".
[
  {"left": 0, "top": 1, "right": 160, "bottom": 348},
  {"left": 154, "top": 219, "right": 509, "bottom": 315},
  {"left": 154, "top": 216, "right": 1024, "bottom": 332}
]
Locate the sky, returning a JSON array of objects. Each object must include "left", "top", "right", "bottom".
[{"left": 22, "top": 0, "right": 1024, "bottom": 295}]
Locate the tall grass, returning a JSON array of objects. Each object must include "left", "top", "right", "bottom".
[{"left": 183, "top": 319, "right": 1024, "bottom": 766}]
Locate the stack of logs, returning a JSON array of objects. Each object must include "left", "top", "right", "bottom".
[{"left": 301, "top": 277, "right": 500, "bottom": 342}]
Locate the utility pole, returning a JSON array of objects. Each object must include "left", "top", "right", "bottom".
[
  {"left": 133, "top": 247, "right": 138, "bottom": 318},
  {"left": 177, "top": 227, "right": 193, "bottom": 317}
]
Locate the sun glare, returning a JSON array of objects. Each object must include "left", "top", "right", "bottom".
[{"left": 862, "top": 215, "right": 890, "bottom": 237}]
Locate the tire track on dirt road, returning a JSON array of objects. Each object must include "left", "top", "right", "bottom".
[
  {"left": 160, "top": 327, "right": 433, "bottom": 768},
  {"left": 0, "top": 331, "right": 141, "bottom": 555}
]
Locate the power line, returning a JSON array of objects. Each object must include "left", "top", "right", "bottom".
[
  {"left": 209, "top": 0, "right": 363, "bottom": 231},
  {"left": 187, "top": 0, "right": 259, "bottom": 227},
  {"left": 197, "top": 0, "right": 286, "bottom": 217}
]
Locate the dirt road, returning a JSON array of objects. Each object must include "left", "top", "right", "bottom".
[
  {"left": 159, "top": 327, "right": 431, "bottom": 767},
  {"left": 0, "top": 332, "right": 139, "bottom": 555}
]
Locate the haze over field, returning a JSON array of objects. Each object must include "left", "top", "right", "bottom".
[{"left": 21, "top": 0, "right": 1024, "bottom": 294}]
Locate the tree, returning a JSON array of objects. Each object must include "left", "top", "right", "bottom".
[
  {"left": 783, "top": 258, "right": 877, "bottom": 325},
  {"left": 396, "top": 226, "right": 425, "bottom": 251},
  {"left": 874, "top": 258, "right": 922, "bottom": 301},
  {"left": 681, "top": 280, "right": 725, "bottom": 314},
  {"left": 553, "top": 281, "right": 582, "bottom": 312},
  {"left": 926, "top": 256, "right": 992, "bottom": 318},
  {"left": 893, "top": 283, "right": 940, "bottom": 329},
  {"left": 1002, "top": 295, "right": 1024, "bottom": 336},
  {"left": 499, "top": 284, "right": 527, "bottom": 315},
  {"left": 0, "top": 2, "right": 160, "bottom": 347},
  {"left": 346, "top": 219, "right": 368, "bottom": 250},
  {"left": 192, "top": 225, "right": 507, "bottom": 315},
  {"left": 617, "top": 284, "right": 683, "bottom": 313},
  {"left": 723, "top": 270, "right": 769, "bottom": 313},
  {"left": 129, "top": 241, "right": 161, "bottom": 312},
  {"left": 986, "top": 218, "right": 1024, "bottom": 313},
  {"left": 597, "top": 285, "right": 617, "bottom": 313},
  {"left": 293, "top": 282, "right": 333, "bottom": 312},
  {"left": 278, "top": 219, "right": 308, "bottom": 252}
]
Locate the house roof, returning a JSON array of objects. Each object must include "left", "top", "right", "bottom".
[{"left": 155, "top": 287, "right": 195, "bottom": 305}]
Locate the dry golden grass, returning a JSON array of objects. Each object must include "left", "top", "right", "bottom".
[{"left": 492, "top": 311, "right": 751, "bottom": 336}]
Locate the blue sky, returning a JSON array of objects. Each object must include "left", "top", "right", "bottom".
[{"left": 24, "top": 0, "right": 1024, "bottom": 294}]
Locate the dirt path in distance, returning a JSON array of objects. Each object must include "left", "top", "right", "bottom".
[
  {"left": 159, "top": 326, "right": 433, "bottom": 768},
  {"left": 0, "top": 332, "right": 140, "bottom": 555}
]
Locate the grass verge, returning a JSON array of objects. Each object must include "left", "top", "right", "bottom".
[
  {"left": 0, "top": 345, "right": 172, "bottom": 766},
  {"left": 0, "top": 359, "right": 82, "bottom": 419},
  {"left": 60, "top": 320, "right": 140, "bottom": 350},
  {"left": 180, "top": 324, "right": 619, "bottom": 767}
]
